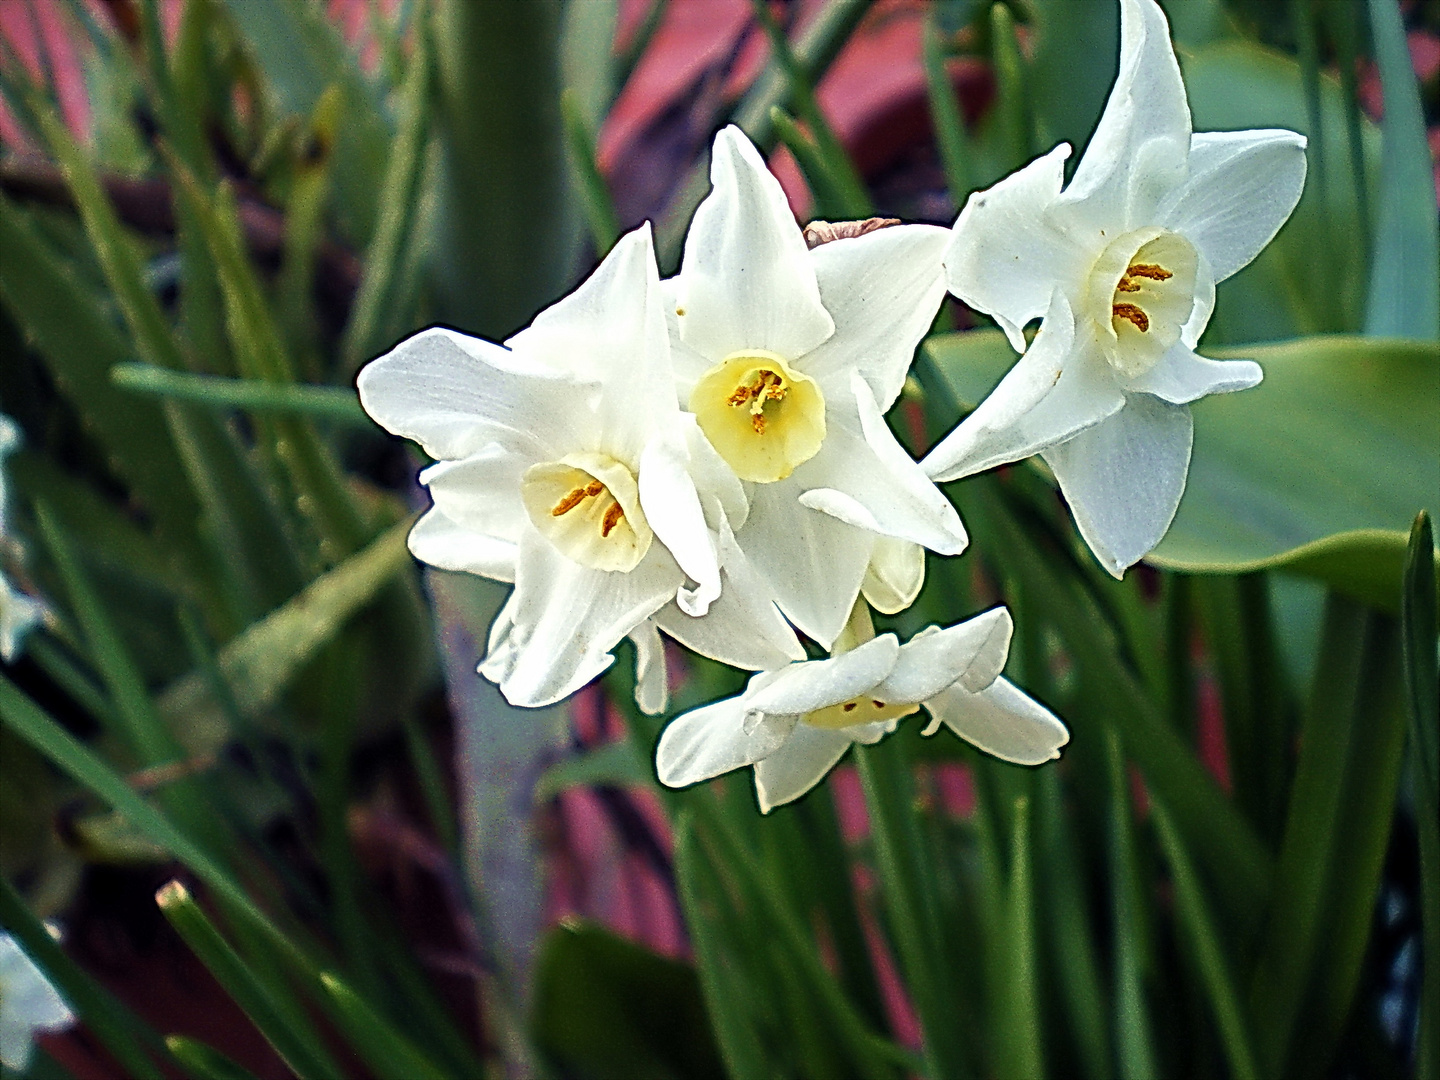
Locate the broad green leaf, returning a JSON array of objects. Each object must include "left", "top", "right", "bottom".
[
  {"left": 923, "top": 331, "right": 1440, "bottom": 610},
  {"left": 532, "top": 740, "right": 652, "bottom": 803},
  {"left": 1364, "top": 0, "right": 1440, "bottom": 340},
  {"left": 158, "top": 519, "right": 413, "bottom": 755},
  {"left": 532, "top": 922, "right": 725, "bottom": 1080}
]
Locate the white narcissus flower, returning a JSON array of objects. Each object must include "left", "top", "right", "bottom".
[
  {"left": 923, "top": 0, "right": 1306, "bottom": 576},
  {"left": 656, "top": 607, "right": 1068, "bottom": 812},
  {"left": 0, "top": 931, "right": 75, "bottom": 1072},
  {"left": 359, "top": 225, "right": 734, "bottom": 708},
  {"left": 667, "top": 126, "right": 968, "bottom": 647}
]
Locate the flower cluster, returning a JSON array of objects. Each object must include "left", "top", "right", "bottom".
[{"left": 358, "top": 0, "right": 1302, "bottom": 810}]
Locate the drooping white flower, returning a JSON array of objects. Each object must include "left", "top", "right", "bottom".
[
  {"left": 666, "top": 126, "right": 968, "bottom": 647},
  {"left": 923, "top": 0, "right": 1307, "bottom": 576},
  {"left": 358, "top": 225, "right": 732, "bottom": 708},
  {"left": 0, "top": 931, "right": 75, "bottom": 1072},
  {"left": 656, "top": 606, "right": 1068, "bottom": 812}
]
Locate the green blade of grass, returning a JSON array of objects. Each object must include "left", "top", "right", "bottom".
[
  {"left": 316, "top": 972, "right": 452, "bottom": 1080},
  {"left": 162, "top": 1037, "right": 261, "bottom": 1080},
  {"left": 1108, "top": 732, "right": 1158, "bottom": 1080},
  {"left": 560, "top": 87, "right": 622, "bottom": 255},
  {"left": 922, "top": 13, "right": 973, "bottom": 204},
  {"left": 156, "top": 881, "right": 340, "bottom": 1080},
  {"left": 1248, "top": 592, "right": 1369, "bottom": 1074},
  {"left": 1151, "top": 800, "right": 1259, "bottom": 1080},
  {"left": 111, "top": 364, "right": 370, "bottom": 426}
]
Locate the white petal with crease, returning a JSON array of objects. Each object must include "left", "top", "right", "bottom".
[
  {"left": 753, "top": 725, "right": 853, "bottom": 812},
  {"left": 1042, "top": 393, "right": 1193, "bottom": 577},
  {"left": 743, "top": 634, "right": 899, "bottom": 718},
  {"left": 926, "top": 677, "right": 1069, "bottom": 765},
  {"left": 880, "top": 607, "right": 1013, "bottom": 703},
  {"left": 1125, "top": 345, "right": 1262, "bottom": 404},
  {"left": 407, "top": 506, "right": 517, "bottom": 583},
  {"left": 656, "top": 697, "right": 795, "bottom": 788}
]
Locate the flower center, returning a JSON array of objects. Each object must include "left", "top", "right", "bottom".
[
  {"left": 805, "top": 697, "right": 919, "bottom": 731},
  {"left": 520, "top": 452, "right": 652, "bottom": 572},
  {"left": 1087, "top": 227, "right": 1198, "bottom": 378},
  {"left": 689, "top": 350, "right": 826, "bottom": 483}
]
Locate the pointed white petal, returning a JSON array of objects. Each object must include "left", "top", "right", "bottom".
[
  {"left": 802, "top": 223, "right": 949, "bottom": 409},
  {"left": 1125, "top": 345, "right": 1262, "bottom": 404},
  {"left": 1157, "top": 129, "right": 1308, "bottom": 283},
  {"left": 753, "top": 724, "right": 852, "bottom": 812},
  {"left": 1042, "top": 394, "right": 1193, "bottom": 577},
  {"left": 483, "top": 530, "right": 678, "bottom": 707},
  {"left": 861, "top": 537, "right": 925, "bottom": 615},
  {"left": 357, "top": 326, "right": 585, "bottom": 461},
  {"left": 418, "top": 444, "right": 530, "bottom": 544},
  {"left": 944, "top": 144, "right": 1080, "bottom": 350},
  {"left": 926, "top": 676, "right": 1069, "bottom": 765},
  {"left": 656, "top": 695, "right": 795, "bottom": 788},
  {"left": 880, "top": 606, "right": 1013, "bottom": 704},
  {"left": 736, "top": 478, "right": 873, "bottom": 648},
  {"left": 846, "top": 719, "right": 897, "bottom": 746},
  {"left": 1180, "top": 254, "right": 1217, "bottom": 349},
  {"left": 798, "top": 374, "right": 967, "bottom": 553},
  {"left": 922, "top": 295, "right": 1125, "bottom": 482},
  {"left": 676, "top": 126, "right": 835, "bottom": 361},
  {"left": 1061, "top": 0, "right": 1192, "bottom": 229},
  {"left": 639, "top": 430, "right": 721, "bottom": 615},
  {"left": 654, "top": 519, "right": 804, "bottom": 669},
  {"left": 743, "top": 634, "right": 899, "bottom": 718},
  {"left": 406, "top": 506, "right": 517, "bottom": 582}
]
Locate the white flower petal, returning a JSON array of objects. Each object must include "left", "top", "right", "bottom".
[
  {"left": 0, "top": 574, "right": 45, "bottom": 663},
  {"left": 629, "top": 621, "right": 668, "bottom": 715},
  {"left": 925, "top": 676, "right": 1069, "bottom": 765},
  {"left": 1125, "top": 345, "right": 1262, "bottom": 404},
  {"left": 922, "top": 295, "right": 1125, "bottom": 482},
  {"left": 845, "top": 718, "right": 897, "bottom": 746},
  {"left": 880, "top": 607, "right": 1013, "bottom": 704},
  {"left": 0, "top": 934, "right": 74, "bottom": 1072},
  {"left": 753, "top": 724, "right": 853, "bottom": 812},
  {"left": 653, "top": 518, "right": 804, "bottom": 670},
  {"left": 419, "top": 444, "right": 530, "bottom": 545},
  {"left": 736, "top": 479, "right": 873, "bottom": 648},
  {"left": 1042, "top": 393, "right": 1194, "bottom": 577},
  {"left": 1061, "top": 0, "right": 1191, "bottom": 230},
  {"left": 742, "top": 634, "right": 899, "bottom": 718},
  {"left": 802, "top": 223, "right": 949, "bottom": 409},
  {"left": 799, "top": 374, "right": 967, "bottom": 553},
  {"left": 676, "top": 126, "right": 835, "bottom": 361},
  {"left": 482, "top": 530, "right": 678, "bottom": 707},
  {"left": 861, "top": 537, "right": 925, "bottom": 615},
  {"left": 681, "top": 414, "right": 749, "bottom": 532},
  {"left": 1157, "top": 129, "right": 1308, "bottom": 283},
  {"left": 358, "top": 326, "right": 585, "bottom": 461},
  {"left": 1180, "top": 254, "right": 1217, "bottom": 349},
  {"left": 656, "top": 696, "right": 796, "bottom": 788},
  {"left": 507, "top": 225, "right": 677, "bottom": 463},
  {"left": 406, "top": 506, "right": 517, "bottom": 583},
  {"left": 944, "top": 144, "right": 1080, "bottom": 351},
  {"left": 639, "top": 430, "right": 721, "bottom": 615}
]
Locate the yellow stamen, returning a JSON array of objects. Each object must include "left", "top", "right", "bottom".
[
  {"left": 551, "top": 480, "right": 604, "bottom": 516},
  {"left": 1126, "top": 262, "right": 1173, "bottom": 281},
  {"left": 601, "top": 501, "right": 624, "bottom": 537},
  {"left": 1112, "top": 302, "right": 1150, "bottom": 332}
]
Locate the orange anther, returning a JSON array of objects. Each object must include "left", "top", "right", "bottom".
[
  {"left": 1112, "top": 302, "right": 1150, "bottom": 332},
  {"left": 601, "top": 501, "right": 625, "bottom": 537},
  {"left": 1115, "top": 276, "right": 1141, "bottom": 292},
  {"left": 551, "top": 487, "right": 589, "bottom": 516},
  {"left": 751, "top": 413, "right": 767, "bottom": 435},
  {"left": 1126, "top": 262, "right": 1172, "bottom": 281}
]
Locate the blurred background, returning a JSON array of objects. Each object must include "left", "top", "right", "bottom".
[{"left": 0, "top": 1, "right": 1436, "bottom": 1078}]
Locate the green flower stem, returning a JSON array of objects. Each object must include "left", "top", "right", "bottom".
[{"left": 110, "top": 364, "right": 372, "bottom": 427}]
